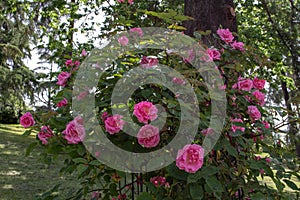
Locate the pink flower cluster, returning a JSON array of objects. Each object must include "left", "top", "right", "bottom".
[
  {"left": 56, "top": 71, "right": 71, "bottom": 87},
  {"left": 233, "top": 77, "right": 266, "bottom": 92},
  {"left": 57, "top": 98, "right": 68, "bottom": 108},
  {"left": 63, "top": 116, "right": 85, "bottom": 144},
  {"left": 118, "top": 0, "right": 133, "bottom": 4},
  {"left": 137, "top": 124, "right": 160, "bottom": 148},
  {"left": 118, "top": 36, "right": 129, "bottom": 46},
  {"left": 217, "top": 28, "right": 244, "bottom": 51},
  {"left": 38, "top": 126, "right": 54, "bottom": 145},
  {"left": 176, "top": 144, "right": 204, "bottom": 173},
  {"left": 140, "top": 56, "right": 159, "bottom": 68},
  {"left": 104, "top": 114, "right": 125, "bottom": 135},
  {"left": 65, "top": 59, "right": 80, "bottom": 68},
  {"left": 231, "top": 118, "right": 245, "bottom": 133},
  {"left": 130, "top": 27, "right": 143, "bottom": 37},
  {"left": 150, "top": 176, "right": 169, "bottom": 187},
  {"left": 20, "top": 112, "right": 35, "bottom": 128},
  {"left": 205, "top": 48, "right": 221, "bottom": 62}
]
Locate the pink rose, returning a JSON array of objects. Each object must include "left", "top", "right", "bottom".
[
  {"left": 176, "top": 144, "right": 204, "bottom": 173},
  {"left": 38, "top": 126, "right": 53, "bottom": 145},
  {"left": 77, "top": 91, "right": 89, "bottom": 100},
  {"left": 259, "top": 169, "right": 265, "bottom": 175},
  {"left": 201, "top": 128, "right": 214, "bottom": 136},
  {"left": 133, "top": 101, "right": 158, "bottom": 124},
  {"left": 65, "top": 59, "right": 73, "bottom": 67},
  {"left": 231, "top": 118, "right": 245, "bottom": 132},
  {"left": 183, "top": 49, "right": 195, "bottom": 63},
  {"left": 128, "top": 0, "right": 134, "bottom": 4},
  {"left": 118, "top": 0, "right": 125, "bottom": 2},
  {"left": 266, "top": 157, "right": 271, "bottom": 163},
  {"left": 20, "top": 112, "right": 35, "bottom": 128},
  {"left": 63, "top": 117, "right": 86, "bottom": 144},
  {"left": 137, "top": 125, "right": 160, "bottom": 148},
  {"left": 57, "top": 98, "right": 68, "bottom": 108},
  {"left": 237, "top": 78, "right": 253, "bottom": 91},
  {"left": 130, "top": 27, "right": 143, "bottom": 36},
  {"left": 248, "top": 106, "right": 261, "bottom": 120},
  {"left": 206, "top": 48, "right": 221, "bottom": 61},
  {"left": 118, "top": 36, "right": 129, "bottom": 46},
  {"left": 104, "top": 114, "right": 125, "bottom": 135},
  {"left": 172, "top": 77, "right": 185, "bottom": 85},
  {"left": 217, "top": 28, "right": 234, "bottom": 43},
  {"left": 101, "top": 111, "right": 109, "bottom": 122},
  {"left": 74, "top": 60, "right": 80, "bottom": 67},
  {"left": 262, "top": 121, "right": 270, "bottom": 129},
  {"left": 140, "top": 56, "right": 159, "bottom": 68},
  {"left": 150, "top": 176, "right": 167, "bottom": 187},
  {"left": 56, "top": 71, "right": 71, "bottom": 87},
  {"left": 231, "top": 41, "right": 245, "bottom": 51},
  {"left": 252, "top": 90, "right": 265, "bottom": 106},
  {"left": 253, "top": 77, "right": 266, "bottom": 90},
  {"left": 81, "top": 49, "right": 87, "bottom": 57}
]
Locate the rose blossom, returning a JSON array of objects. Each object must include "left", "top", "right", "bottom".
[
  {"left": 262, "top": 121, "right": 270, "bottom": 129},
  {"left": 63, "top": 116, "right": 85, "bottom": 144},
  {"left": 101, "top": 111, "right": 109, "bottom": 122},
  {"left": 81, "top": 49, "right": 87, "bottom": 57},
  {"left": 38, "top": 126, "right": 54, "bottom": 145},
  {"left": 57, "top": 98, "right": 68, "bottom": 108},
  {"left": 77, "top": 91, "right": 89, "bottom": 100},
  {"left": 183, "top": 49, "right": 195, "bottom": 63},
  {"left": 118, "top": 0, "right": 125, "bottom": 3},
  {"left": 231, "top": 118, "right": 245, "bottom": 132},
  {"left": 56, "top": 71, "right": 71, "bottom": 87},
  {"left": 176, "top": 144, "right": 204, "bottom": 173},
  {"left": 253, "top": 77, "right": 266, "bottom": 90},
  {"left": 74, "top": 60, "right": 80, "bottom": 67},
  {"left": 65, "top": 59, "right": 73, "bottom": 67},
  {"left": 133, "top": 101, "right": 158, "bottom": 124},
  {"left": 104, "top": 114, "right": 125, "bottom": 135},
  {"left": 118, "top": 36, "right": 129, "bottom": 46},
  {"left": 20, "top": 112, "right": 35, "bottom": 128},
  {"left": 252, "top": 90, "right": 265, "bottom": 106},
  {"left": 266, "top": 157, "right": 271, "bottom": 163},
  {"left": 172, "top": 77, "right": 185, "bottom": 85},
  {"left": 137, "top": 125, "right": 160, "bottom": 148},
  {"left": 217, "top": 28, "right": 234, "bottom": 43},
  {"left": 231, "top": 41, "right": 245, "bottom": 51},
  {"left": 248, "top": 106, "right": 261, "bottom": 120},
  {"left": 237, "top": 78, "right": 253, "bottom": 91},
  {"left": 201, "top": 128, "right": 214, "bottom": 136},
  {"left": 130, "top": 27, "right": 143, "bottom": 36},
  {"left": 206, "top": 48, "right": 221, "bottom": 61},
  {"left": 150, "top": 176, "right": 167, "bottom": 187},
  {"left": 140, "top": 56, "right": 159, "bottom": 68},
  {"left": 128, "top": 0, "right": 134, "bottom": 4}
]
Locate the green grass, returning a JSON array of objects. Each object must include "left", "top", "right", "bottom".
[{"left": 0, "top": 124, "right": 80, "bottom": 200}]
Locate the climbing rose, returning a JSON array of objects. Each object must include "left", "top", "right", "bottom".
[
  {"left": 57, "top": 98, "right": 68, "bottom": 108},
  {"left": 63, "top": 116, "right": 85, "bottom": 144},
  {"left": 137, "top": 125, "right": 160, "bottom": 148},
  {"left": 231, "top": 118, "right": 245, "bottom": 132},
  {"left": 38, "top": 126, "right": 53, "bottom": 145},
  {"left": 150, "top": 176, "right": 167, "bottom": 187},
  {"left": 130, "top": 27, "right": 143, "bottom": 36},
  {"left": 118, "top": 36, "right": 129, "bottom": 46},
  {"left": 236, "top": 78, "right": 253, "bottom": 91},
  {"left": 65, "top": 59, "right": 73, "bottom": 67},
  {"left": 20, "top": 112, "right": 35, "bottom": 128},
  {"left": 172, "top": 77, "right": 185, "bottom": 85},
  {"left": 133, "top": 101, "right": 158, "bottom": 124},
  {"left": 140, "top": 56, "right": 159, "bottom": 68},
  {"left": 248, "top": 106, "right": 261, "bottom": 120},
  {"left": 104, "top": 114, "right": 125, "bottom": 135},
  {"left": 253, "top": 77, "right": 266, "bottom": 90},
  {"left": 217, "top": 28, "right": 234, "bottom": 43},
  {"left": 252, "top": 90, "right": 265, "bottom": 106},
  {"left": 56, "top": 71, "right": 71, "bottom": 87},
  {"left": 262, "top": 121, "right": 270, "bottom": 129},
  {"left": 176, "top": 144, "right": 204, "bottom": 173},
  {"left": 201, "top": 128, "right": 214, "bottom": 136},
  {"left": 128, "top": 0, "right": 134, "bottom": 4},
  {"left": 231, "top": 41, "right": 245, "bottom": 51},
  {"left": 77, "top": 91, "right": 89, "bottom": 100},
  {"left": 81, "top": 49, "right": 87, "bottom": 57},
  {"left": 74, "top": 60, "right": 80, "bottom": 67},
  {"left": 206, "top": 48, "right": 221, "bottom": 61}
]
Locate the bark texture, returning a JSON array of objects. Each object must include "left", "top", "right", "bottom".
[{"left": 183, "top": 0, "right": 237, "bottom": 46}]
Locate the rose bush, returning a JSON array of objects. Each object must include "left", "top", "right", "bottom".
[{"left": 21, "top": 3, "right": 299, "bottom": 200}]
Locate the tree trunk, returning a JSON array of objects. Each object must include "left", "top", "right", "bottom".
[{"left": 183, "top": 0, "right": 237, "bottom": 47}]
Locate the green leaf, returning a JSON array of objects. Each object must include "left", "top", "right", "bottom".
[
  {"left": 251, "top": 192, "right": 265, "bottom": 200},
  {"left": 283, "top": 179, "right": 299, "bottom": 190},
  {"left": 76, "top": 164, "right": 88, "bottom": 175},
  {"left": 109, "top": 183, "right": 118, "bottom": 196},
  {"left": 199, "top": 166, "right": 219, "bottom": 177},
  {"left": 22, "top": 129, "right": 32, "bottom": 137},
  {"left": 205, "top": 176, "right": 224, "bottom": 192},
  {"left": 166, "top": 163, "right": 188, "bottom": 181},
  {"left": 189, "top": 183, "right": 203, "bottom": 199},
  {"left": 89, "top": 160, "right": 101, "bottom": 166},
  {"left": 137, "top": 192, "right": 152, "bottom": 200},
  {"left": 224, "top": 141, "right": 238, "bottom": 157},
  {"left": 72, "top": 158, "right": 87, "bottom": 164},
  {"left": 25, "top": 142, "right": 37, "bottom": 156}
]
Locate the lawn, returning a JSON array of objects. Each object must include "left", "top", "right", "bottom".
[{"left": 0, "top": 124, "right": 80, "bottom": 200}]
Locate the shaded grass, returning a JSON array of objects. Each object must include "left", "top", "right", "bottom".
[{"left": 0, "top": 124, "right": 80, "bottom": 200}]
